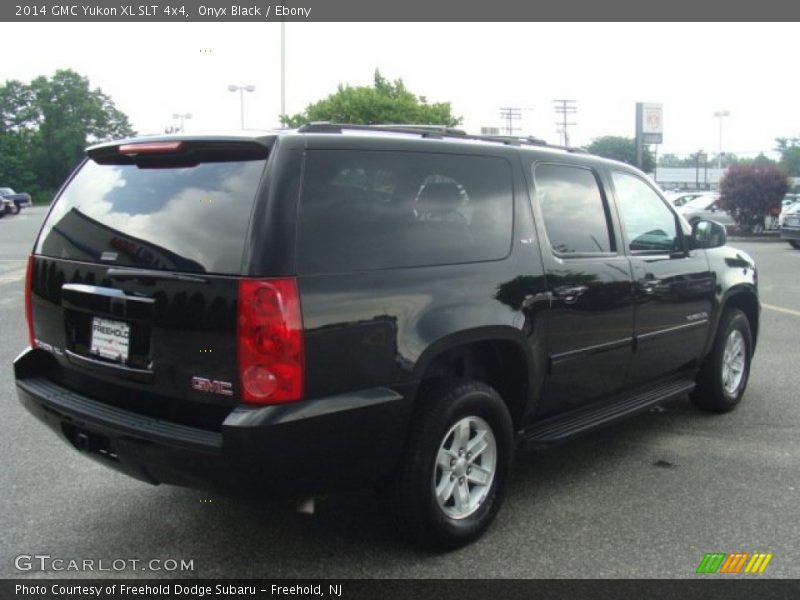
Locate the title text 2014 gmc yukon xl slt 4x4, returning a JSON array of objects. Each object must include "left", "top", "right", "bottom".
[{"left": 14, "top": 125, "right": 759, "bottom": 548}]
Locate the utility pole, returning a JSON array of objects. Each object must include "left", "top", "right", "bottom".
[
  {"left": 499, "top": 107, "right": 522, "bottom": 136},
  {"left": 553, "top": 99, "right": 577, "bottom": 146},
  {"left": 172, "top": 113, "right": 192, "bottom": 133},
  {"left": 280, "top": 21, "right": 286, "bottom": 120}
]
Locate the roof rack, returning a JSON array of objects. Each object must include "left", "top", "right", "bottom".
[
  {"left": 297, "top": 122, "right": 466, "bottom": 139},
  {"left": 296, "top": 122, "right": 589, "bottom": 153}
]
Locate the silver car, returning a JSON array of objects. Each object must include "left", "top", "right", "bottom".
[{"left": 677, "top": 195, "right": 737, "bottom": 232}]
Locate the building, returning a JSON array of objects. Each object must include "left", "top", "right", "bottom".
[{"left": 654, "top": 167, "right": 726, "bottom": 191}]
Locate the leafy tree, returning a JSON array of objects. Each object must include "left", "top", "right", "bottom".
[
  {"left": 776, "top": 135, "right": 800, "bottom": 176},
  {"left": 0, "top": 80, "right": 40, "bottom": 194},
  {"left": 586, "top": 136, "right": 655, "bottom": 172},
  {"left": 734, "top": 152, "right": 777, "bottom": 167},
  {"left": 0, "top": 69, "right": 134, "bottom": 201},
  {"left": 280, "top": 69, "right": 461, "bottom": 128},
  {"left": 707, "top": 153, "right": 739, "bottom": 168},
  {"left": 718, "top": 164, "right": 789, "bottom": 230},
  {"left": 658, "top": 153, "right": 691, "bottom": 168}
]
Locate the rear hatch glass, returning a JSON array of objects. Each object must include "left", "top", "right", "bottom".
[{"left": 36, "top": 142, "right": 269, "bottom": 274}]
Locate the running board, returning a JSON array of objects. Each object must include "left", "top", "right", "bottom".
[{"left": 518, "top": 378, "right": 696, "bottom": 448}]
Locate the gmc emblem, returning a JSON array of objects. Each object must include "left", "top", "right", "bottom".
[{"left": 191, "top": 376, "right": 233, "bottom": 396}]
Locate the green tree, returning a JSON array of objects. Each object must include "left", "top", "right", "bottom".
[
  {"left": 658, "top": 153, "right": 688, "bottom": 168},
  {"left": 280, "top": 69, "right": 461, "bottom": 128},
  {"left": 776, "top": 135, "right": 800, "bottom": 176},
  {"left": 707, "top": 153, "right": 739, "bottom": 168},
  {"left": 0, "top": 69, "right": 134, "bottom": 201},
  {"left": 586, "top": 136, "right": 655, "bottom": 172},
  {"left": 0, "top": 80, "right": 40, "bottom": 194},
  {"left": 733, "top": 153, "right": 776, "bottom": 168}
]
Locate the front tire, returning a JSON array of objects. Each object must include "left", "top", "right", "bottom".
[
  {"left": 790, "top": 240, "right": 800, "bottom": 249},
  {"left": 379, "top": 380, "right": 513, "bottom": 549},
  {"left": 691, "top": 308, "right": 753, "bottom": 413}
]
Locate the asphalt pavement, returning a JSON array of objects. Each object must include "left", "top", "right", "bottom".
[{"left": 1, "top": 207, "right": 798, "bottom": 578}]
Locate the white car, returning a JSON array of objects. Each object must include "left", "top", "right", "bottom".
[
  {"left": 665, "top": 191, "right": 718, "bottom": 208},
  {"left": 779, "top": 198, "right": 800, "bottom": 226}
]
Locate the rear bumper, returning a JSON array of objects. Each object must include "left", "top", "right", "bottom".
[
  {"left": 14, "top": 348, "right": 412, "bottom": 496},
  {"left": 780, "top": 226, "right": 800, "bottom": 241}
]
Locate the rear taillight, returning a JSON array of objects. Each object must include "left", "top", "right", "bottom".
[
  {"left": 237, "top": 278, "right": 304, "bottom": 404},
  {"left": 24, "top": 255, "right": 35, "bottom": 347}
]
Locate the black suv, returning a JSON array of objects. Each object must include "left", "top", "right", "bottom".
[{"left": 14, "top": 124, "right": 759, "bottom": 548}]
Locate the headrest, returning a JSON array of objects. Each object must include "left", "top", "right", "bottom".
[{"left": 417, "top": 182, "right": 463, "bottom": 213}]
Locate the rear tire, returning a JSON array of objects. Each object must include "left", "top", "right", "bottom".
[
  {"left": 379, "top": 379, "right": 513, "bottom": 549},
  {"left": 691, "top": 308, "right": 752, "bottom": 413},
  {"left": 10, "top": 203, "right": 20, "bottom": 215},
  {"left": 790, "top": 241, "right": 800, "bottom": 249}
]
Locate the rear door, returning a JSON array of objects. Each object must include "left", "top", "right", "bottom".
[
  {"left": 529, "top": 162, "right": 635, "bottom": 416},
  {"left": 29, "top": 139, "right": 270, "bottom": 429}
]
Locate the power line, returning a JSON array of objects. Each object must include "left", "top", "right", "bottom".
[
  {"left": 499, "top": 107, "right": 522, "bottom": 136},
  {"left": 553, "top": 99, "right": 577, "bottom": 147}
]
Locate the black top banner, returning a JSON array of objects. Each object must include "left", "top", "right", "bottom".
[{"left": 2, "top": 0, "right": 800, "bottom": 22}]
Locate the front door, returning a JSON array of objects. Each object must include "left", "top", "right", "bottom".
[{"left": 608, "top": 170, "right": 715, "bottom": 386}]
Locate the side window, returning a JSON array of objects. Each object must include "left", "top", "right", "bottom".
[
  {"left": 297, "top": 151, "right": 514, "bottom": 273},
  {"left": 533, "top": 164, "right": 614, "bottom": 255},
  {"left": 612, "top": 171, "right": 679, "bottom": 252}
]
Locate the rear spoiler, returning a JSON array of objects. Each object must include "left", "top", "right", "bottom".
[{"left": 87, "top": 139, "right": 271, "bottom": 166}]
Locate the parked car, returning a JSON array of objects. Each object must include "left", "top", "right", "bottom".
[
  {"left": 14, "top": 125, "right": 759, "bottom": 548},
  {"left": 665, "top": 191, "right": 717, "bottom": 208},
  {"left": 677, "top": 195, "right": 737, "bottom": 232},
  {"left": 0, "top": 187, "right": 32, "bottom": 213},
  {"left": 780, "top": 201, "right": 800, "bottom": 248},
  {"left": 0, "top": 197, "right": 13, "bottom": 217},
  {"left": 780, "top": 194, "right": 800, "bottom": 223}
]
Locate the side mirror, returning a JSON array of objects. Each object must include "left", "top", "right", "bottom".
[{"left": 691, "top": 219, "right": 727, "bottom": 249}]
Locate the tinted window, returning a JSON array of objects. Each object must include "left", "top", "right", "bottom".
[
  {"left": 612, "top": 171, "right": 679, "bottom": 252},
  {"left": 36, "top": 157, "right": 266, "bottom": 274},
  {"left": 534, "top": 164, "right": 613, "bottom": 254},
  {"left": 297, "top": 150, "right": 513, "bottom": 273}
]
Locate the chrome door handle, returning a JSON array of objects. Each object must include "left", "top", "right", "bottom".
[{"left": 555, "top": 285, "right": 588, "bottom": 304}]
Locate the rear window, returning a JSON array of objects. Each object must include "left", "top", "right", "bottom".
[
  {"left": 36, "top": 155, "right": 266, "bottom": 274},
  {"left": 297, "top": 150, "right": 514, "bottom": 274}
]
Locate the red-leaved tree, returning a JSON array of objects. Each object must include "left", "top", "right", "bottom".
[{"left": 719, "top": 164, "right": 789, "bottom": 231}]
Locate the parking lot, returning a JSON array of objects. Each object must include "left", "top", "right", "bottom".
[{"left": 1, "top": 206, "right": 798, "bottom": 578}]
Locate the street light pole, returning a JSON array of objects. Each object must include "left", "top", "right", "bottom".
[
  {"left": 713, "top": 110, "right": 730, "bottom": 170},
  {"left": 228, "top": 84, "right": 256, "bottom": 129}
]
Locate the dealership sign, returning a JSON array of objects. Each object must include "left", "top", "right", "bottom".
[{"left": 640, "top": 103, "right": 663, "bottom": 144}]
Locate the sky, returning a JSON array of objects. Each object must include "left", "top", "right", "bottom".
[{"left": 1, "top": 22, "right": 798, "bottom": 159}]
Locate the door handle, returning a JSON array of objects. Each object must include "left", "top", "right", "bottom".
[
  {"left": 554, "top": 285, "right": 588, "bottom": 304},
  {"left": 637, "top": 281, "right": 657, "bottom": 295}
]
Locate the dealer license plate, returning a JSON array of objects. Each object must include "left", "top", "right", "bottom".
[{"left": 90, "top": 317, "right": 130, "bottom": 363}]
